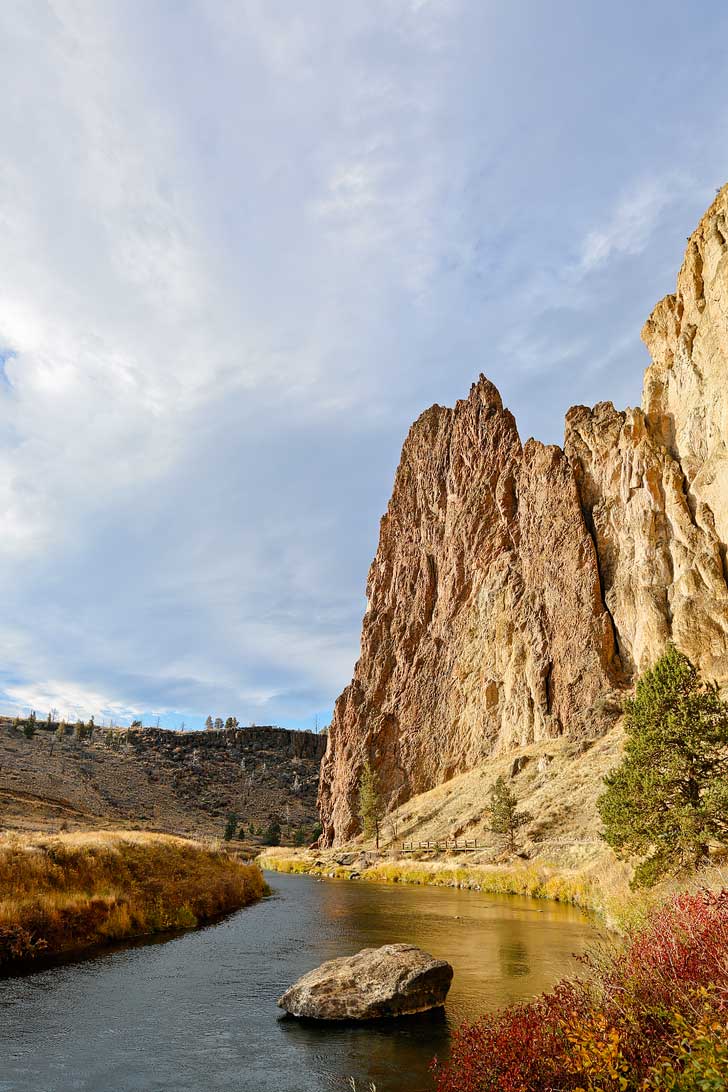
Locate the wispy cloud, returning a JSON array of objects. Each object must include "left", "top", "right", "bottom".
[{"left": 579, "top": 176, "right": 693, "bottom": 273}]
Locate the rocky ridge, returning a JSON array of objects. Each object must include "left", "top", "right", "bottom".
[
  {"left": 319, "top": 186, "right": 728, "bottom": 846},
  {"left": 0, "top": 722, "right": 325, "bottom": 838}
]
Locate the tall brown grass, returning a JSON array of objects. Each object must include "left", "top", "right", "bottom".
[{"left": 0, "top": 829, "right": 266, "bottom": 970}]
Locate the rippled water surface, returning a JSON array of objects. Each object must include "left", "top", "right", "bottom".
[{"left": 0, "top": 871, "right": 598, "bottom": 1092}]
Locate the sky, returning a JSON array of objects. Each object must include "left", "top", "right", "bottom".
[{"left": 0, "top": 0, "right": 727, "bottom": 731}]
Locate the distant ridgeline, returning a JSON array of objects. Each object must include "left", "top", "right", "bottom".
[{"left": 0, "top": 719, "right": 326, "bottom": 841}]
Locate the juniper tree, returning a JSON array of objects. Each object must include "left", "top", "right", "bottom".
[
  {"left": 487, "top": 776, "right": 530, "bottom": 853},
  {"left": 223, "top": 812, "right": 237, "bottom": 841},
  {"left": 598, "top": 644, "right": 728, "bottom": 887},
  {"left": 358, "top": 757, "right": 384, "bottom": 849}
]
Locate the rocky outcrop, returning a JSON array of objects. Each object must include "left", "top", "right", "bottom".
[
  {"left": 319, "top": 186, "right": 728, "bottom": 846},
  {"left": 277, "top": 944, "right": 453, "bottom": 1020}
]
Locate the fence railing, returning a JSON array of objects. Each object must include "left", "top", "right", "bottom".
[
  {"left": 396, "top": 836, "right": 602, "bottom": 853},
  {"left": 398, "top": 838, "right": 485, "bottom": 853}
]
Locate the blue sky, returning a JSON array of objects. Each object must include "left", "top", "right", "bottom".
[{"left": 0, "top": 1, "right": 726, "bottom": 731}]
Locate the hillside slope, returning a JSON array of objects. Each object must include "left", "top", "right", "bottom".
[{"left": 0, "top": 722, "right": 324, "bottom": 839}]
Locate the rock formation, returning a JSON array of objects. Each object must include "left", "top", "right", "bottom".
[
  {"left": 277, "top": 944, "right": 453, "bottom": 1020},
  {"left": 319, "top": 186, "right": 728, "bottom": 846}
]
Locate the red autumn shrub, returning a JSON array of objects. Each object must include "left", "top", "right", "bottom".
[{"left": 432, "top": 982, "right": 588, "bottom": 1092}]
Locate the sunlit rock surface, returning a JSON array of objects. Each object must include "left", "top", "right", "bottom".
[{"left": 277, "top": 944, "right": 453, "bottom": 1020}]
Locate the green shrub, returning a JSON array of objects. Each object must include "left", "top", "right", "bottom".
[
  {"left": 486, "top": 776, "right": 530, "bottom": 852},
  {"left": 598, "top": 645, "right": 728, "bottom": 886},
  {"left": 358, "top": 758, "right": 384, "bottom": 848}
]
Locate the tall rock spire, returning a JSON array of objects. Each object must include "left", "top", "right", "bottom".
[{"left": 319, "top": 188, "right": 728, "bottom": 846}]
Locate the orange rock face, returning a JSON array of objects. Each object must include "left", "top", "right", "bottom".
[{"left": 319, "top": 186, "right": 728, "bottom": 846}]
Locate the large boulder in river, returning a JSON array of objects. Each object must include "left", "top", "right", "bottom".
[{"left": 277, "top": 943, "right": 453, "bottom": 1020}]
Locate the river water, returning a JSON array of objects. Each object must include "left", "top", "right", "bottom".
[{"left": 0, "top": 871, "right": 597, "bottom": 1092}]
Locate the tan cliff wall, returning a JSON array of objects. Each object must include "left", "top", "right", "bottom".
[{"left": 319, "top": 186, "right": 728, "bottom": 846}]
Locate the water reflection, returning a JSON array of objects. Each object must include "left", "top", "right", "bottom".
[
  {"left": 498, "top": 939, "right": 530, "bottom": 978},
  {"left": 0, "top": 871, "right": 599, "bottom": 1092},
  {"left": 279, "top": 1008, "right": 449, "bottom": 1092}
]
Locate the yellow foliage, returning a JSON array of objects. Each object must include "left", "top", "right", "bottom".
[{"left": 564, "top": 1012, "right": 632, "bottom": 1091}]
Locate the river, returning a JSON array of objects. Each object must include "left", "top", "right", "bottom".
[{"left": 0, "top": 871, "right": 598, "bottom": 1092}]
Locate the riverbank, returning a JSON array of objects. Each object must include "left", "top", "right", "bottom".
[
  {"left": 0, "top": 829, "right": 266, "bottom": 971},
  {"left": 259, "top": 847, "right": 632, "bottom": 922},
  {"left": 260, "top": 848, "right": 728, "bottom": 933}
]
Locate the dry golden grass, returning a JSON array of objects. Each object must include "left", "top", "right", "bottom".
[{"left": 0, "top": 829, "right": 266, "bottom": 970}]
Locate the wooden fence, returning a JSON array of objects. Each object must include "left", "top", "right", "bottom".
[
  {"left": 397, "top": 836, "right": 601, "bottom": 853},
  {"left": 398, "top": 838, "right": 485, "bottom": 853}
]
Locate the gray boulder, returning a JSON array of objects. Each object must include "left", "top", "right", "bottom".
[{"left": 277, "top": 943, "right": 453, "bottom": 1020}]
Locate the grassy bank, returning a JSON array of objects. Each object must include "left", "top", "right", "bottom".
[
  {"left": 259, "top": 849, "right": 623, "bottom": 919},
  {"left": 0, "top": 830, "right": 266, "bottom": 971}
]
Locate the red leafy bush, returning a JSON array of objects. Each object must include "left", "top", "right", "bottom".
[{"left": 433, "top": 889, "right": 728, "bottom": 1092}]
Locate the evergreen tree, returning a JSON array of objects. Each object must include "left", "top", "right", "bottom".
[
  {"left": 224, "top": 716, "right": 239, "bottom": 731},
  {"left": 358, "top": 757, "right": 384, "bottom": 849},
  {"left": 598, "top": 645, "right": 728, "bottom": 886},
  {"left": 214, "top": 717, "right": 224, "bottom": 731},
  {"left": 264, "top": 819, "right": 281, "bottom": 846},
  {"left": 205, "top": 715, "right": 213, "bottom": 731},
  {"left": 223, "top": 812, "right": 237, "bottom": 841},
  {"left": 486, "top": 776, "right": 530, "bottom": 853}
]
